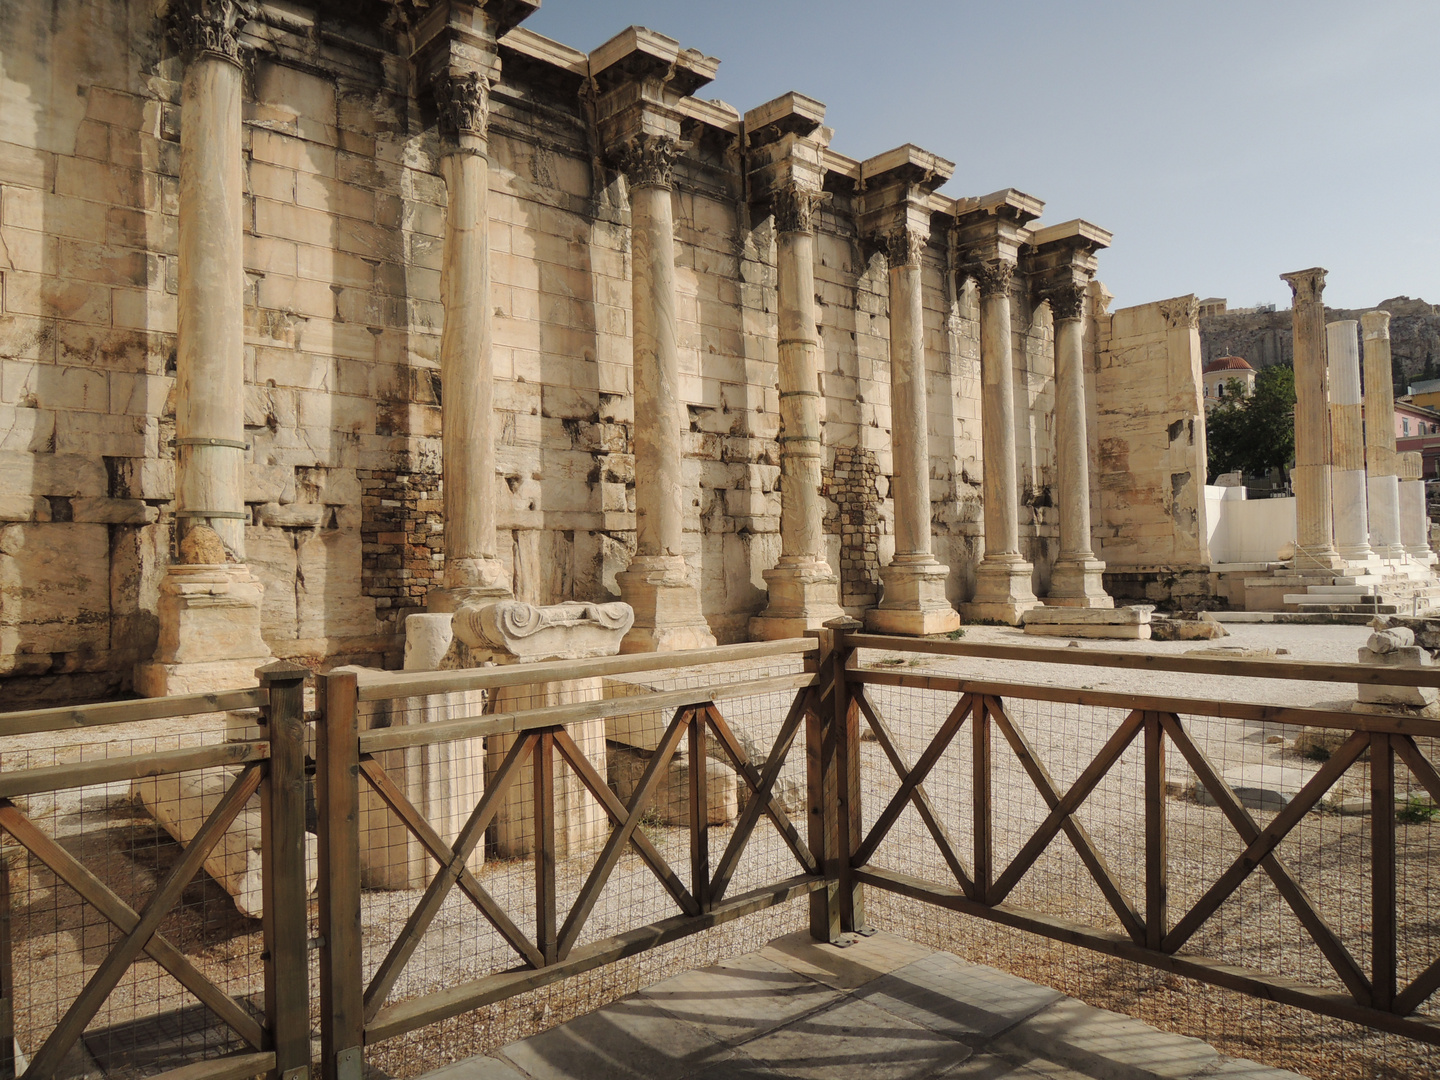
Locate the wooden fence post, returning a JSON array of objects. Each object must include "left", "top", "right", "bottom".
[
  {"left": 806, "top": 625, "right": 841, "bottom": 942},
  {"left": 0, "top": 846, "right": 15, "bottom": 1080},
  {"left": 1371, "top": 731, "right": 1396, "bottom": 1011},
  {"left": 259, "top": 662, "right": 313, "bottom": 1080},
  {"left": 316, "top": 671, "right": 364, "bottom": 1080},
  {"left": 830, "top": 618, "right": 867, "bottom": 935}
]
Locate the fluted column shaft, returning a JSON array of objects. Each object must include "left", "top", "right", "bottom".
[
  {"left": 431, "top": 71, "right": 507, "bottom": 608},
  {"left": 1054, "top": 308, "right": 1095, "bottom": 561},
  {"left": 776, "top": 224, "right": 825, "bottom": 562},
  {"left": 175, "top": 16, "right": 247, "bottom": 555},
  {"left": 1327, "top": 320, "right": 1371, "bottom": 561},
  {"left": 888, "top": 237, "right": 932, "bottom": 559},
  {"left": 630, "top": 180, "right": 684, "bottom": 558},
  {"left": 980, "top": 271, "right": 1021, "bottom": 557},
  {"left": 1283, "top": 268, "right": 1342, "bottom": 569},
  {"left": 612, "top": 135, "right": 714, "bottom": 652},
  {"left": 1363, "top": 311, "right": 1405, "bottom": 559}
]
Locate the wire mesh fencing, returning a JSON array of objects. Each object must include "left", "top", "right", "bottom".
[{"left": 850, "top": 646, "right": 1440, "bottom": 1080}]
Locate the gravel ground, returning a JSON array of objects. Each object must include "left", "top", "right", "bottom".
[{"left": 4, "top": 624, "right": 1438, "bottom": 1080}]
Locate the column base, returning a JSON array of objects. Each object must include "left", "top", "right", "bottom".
[
  {"left": 1046, "top": 556, "right": 1113, "bottom": 608},
  {"left": 962, "top": 555, "right": 1040, "bottom": 625},
  {"left": 427, "top": 556, "right": 511, "bottom": 613},
  {"left": 135, "top": 563, "right": 272, "bottom": 697},
  {"left": 1291, "top": 545, "right": 1347, "bottom": 571},
  {"left": 618, "top": 555, "right": 716, "bottom": 653},
  {"left": 750, "top": 561, "right": 846, "bottom": 640},
  {"left": 864, "top": 557, "right": 961, "bottom": 636}
]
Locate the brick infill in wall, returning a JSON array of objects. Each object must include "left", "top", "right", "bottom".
[
  {"left": 360, "top": 462, "right": 442, "bottom": 634},
  {"left": 824, "top": 446, "right": 882, "bottom": 609}
]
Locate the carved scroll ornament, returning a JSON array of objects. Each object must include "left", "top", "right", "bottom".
[{"left": 434, "top": 70, "right": 490, "bottom": 141}]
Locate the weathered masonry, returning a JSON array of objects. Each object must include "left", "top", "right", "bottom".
[{"left": 1, "top": 0, "right": 1143, "bottom": 703}]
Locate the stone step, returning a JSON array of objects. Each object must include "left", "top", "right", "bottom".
[
  {"left": 1289, "top": 602, "right": 1401, "bottom": 615},
  {"left": 1284, "top": 593, "right": 1387, "bottom": 606},
  {"left": 1305, "top": 584, "right": 1379, "bottom": 595},
  {"left": 1211, "top": 610, "right": 1382, "bottom": 625}
]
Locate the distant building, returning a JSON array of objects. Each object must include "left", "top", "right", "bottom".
[
  {"left": 1198, "top": 297, "right": 1228, "bottom": 318},
  {"left": 1201, "top": 356, "right": 1256, "bottom": 410},
  {"left": 1394, "top": 399, "right": 1440, "bottom": 477}
]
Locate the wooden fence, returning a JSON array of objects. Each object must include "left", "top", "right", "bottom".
[{"left": 1, "top": 630, "right": 1439, "bottom": 1080}]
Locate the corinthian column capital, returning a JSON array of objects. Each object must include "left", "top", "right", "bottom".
[
  {"left": 434, "top": 69, "right": 491, "bottom": 144},
  {"left": 972, "top": 259, "right": 1015, "bottom": 298},
  {"left": 773, "top": 184, "right": 827, "bottom": 235},
  {"left": 1281, "top": 266, "right": 1327, "bottom": 305},
  {"left": 611, "top": 133, "right": 684, "bottom": 191},
  {"left": 1047, "top": 283, "right": 1087, "bottom": 322},
  {"left": 169, "top": 0, "right": 255, "bottom": 67},
  {"left": 880, "top": 226, "right": 928, "bottom": 269},
  {"left": 1158, "top": 295, "right": 1199, "bottom": 330}
]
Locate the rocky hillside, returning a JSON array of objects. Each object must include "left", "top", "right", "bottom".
[{"left": 1199, "top": 297, "right": 1440, "bottom": 386}]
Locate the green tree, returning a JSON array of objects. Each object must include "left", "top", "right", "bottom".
[{"left": 1204, "top": 365, "right": 1295, "bottom": 483}]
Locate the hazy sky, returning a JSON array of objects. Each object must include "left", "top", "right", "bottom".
[{"left": 524, "top": 0, "right": 1440, "bottom": 312}]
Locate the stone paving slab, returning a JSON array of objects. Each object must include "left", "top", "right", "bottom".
[{"left": 419, "top": 932, "right": 1309, "bottom": 1080}]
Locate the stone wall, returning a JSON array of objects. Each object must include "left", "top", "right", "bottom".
[
  {"left": 0, "top": 1, "right": 1068, "bottom": 702},
  {"left": 1092, "top": 296, "right": 1211, "bottom": 603}
]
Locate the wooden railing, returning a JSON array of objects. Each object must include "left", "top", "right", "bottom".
[
  {"left": 0, "top": 663, "right": 312, "bottom": 1080},
  {"left": 837, "top": 632, "right": 1440, "bottom": 1047},
  {"left": 3, "top": 629, "right": 1440, "bottom": 1080}
]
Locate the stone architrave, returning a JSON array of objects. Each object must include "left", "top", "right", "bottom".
[
  {"left": 410, "top": 2, "right": 538, "bottom": 611},
  {"left": 453, "top": 600, "right": 635, "bottom": 857},
  {"left": 1363, "top": 311, "right": 1406, "bottom": 560},
  {"left": 855, "top": 146, "right": 961, "bottom": 635},
  {"left": 1024, "top": 220, "right": 1114, "bottom": 608},
  {"left": 1282, "top": 268, "right": 1345, "bottom": 570},
  {"left": 745, "top": 94, "right": 845, "bottom": 639},
  {"left": 1398, "top": 452, "right": 1434, "bottom": 562},
  {"left": 137, "top": 0, "right": 271, "bottom": 696},
  {"left": 1327, "top": 320, "right": 1372, "bottom": 562},
  {"left": 956, "top": 191, "right": 1045, "bottom": 624},
  {"left": 591, "top": 29, "right": 719, "bottom": 653}
]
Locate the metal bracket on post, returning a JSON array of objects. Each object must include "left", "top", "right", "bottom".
[{"left": 257, "top": 661, "right": 314, "bottom": 1080}]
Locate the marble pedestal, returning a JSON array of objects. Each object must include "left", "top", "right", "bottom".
[
  {"left": 354, "top": 613, "right": 486, "bottom": 889},
  {"left": 454, "top": 600, "right": 635, "bottom": 859},
  {"left": 751, "top": 562, "right": 845, "bottom": 640},
  {"left": 963, "top": 556, "right": 1041, "bottom": 626},
  {"left": 618, "top": 556, "right": 716, "bottom": 653},
  {"left": 865, "top": 557, "right": 961, "bottom": 636},
  {"left": 1046, "top": 557, "right": 1114, "bottom": 609},
  {"left": 134, "top": 564, "right": 272, "bottom": 697}
]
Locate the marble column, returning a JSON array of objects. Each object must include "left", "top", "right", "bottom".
[
  {"left": 1046, "top": 285, "right": 1110, "bottom": 607},
  {"left": 430, "top": 70, "right": 509, "bottom": 611},
  {"left": 1282, "top": 268, "right": 1344, "bottom": 570},
  {"left": 1363, "top": 311, "right": 1406, "bottom": 560},
  {"left": 1399, "top": 452, "right": 1434, "bottom": 561},
  {"left": 613, "top": 136, "right": 716, "bottom": 652},
  {"left": 963, "top": 260, "right": 1040, "bottom": 623},
  {"left": 137, "top": 0, "right": 270, "bottom": 696},
  {"left": 864, "top": 228, "right": 961, "bottom": 636},
  {"left": 751, "top": 185, "right": 845, "bottom": 638},
  {"left": 1326, "top": 320, "right": 1372, "bottom": 562}
]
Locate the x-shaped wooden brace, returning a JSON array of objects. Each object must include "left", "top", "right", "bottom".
[
  {"left": 4, "top": 764, "right": 265, "bottom": 1079},
  {"left": 852, "top": 691, "right": 977, "bottom": 899},
  {"left": 705, "top": 694, "right": 819, "bottom": 905},
  {"left": 1161, "top": 715, "right": 1372, "bottom": 1003},
  {"left": 987, "top": 701, "right": 1146, "bottom": 942},
  {"left": 363, "top": 733, "right": 541, "bottom": 1021}
]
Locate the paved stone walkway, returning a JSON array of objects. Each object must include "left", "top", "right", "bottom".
[{"left": 417, "top": 931, "right": 1306, "bottom": 1080}]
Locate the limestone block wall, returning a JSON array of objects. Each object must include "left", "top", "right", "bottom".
[
  {"left": 0, "top": 2, "right": 1068, "bottom": 702},
  {"left": 1092, "top": 297, "right": 1211, "bottom": 575}
]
